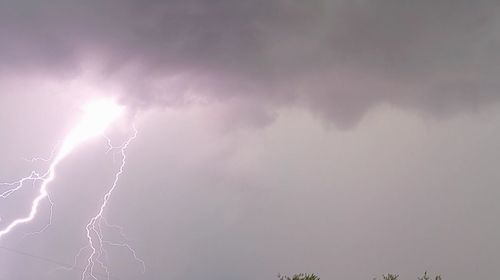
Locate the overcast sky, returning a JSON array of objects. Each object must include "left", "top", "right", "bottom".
[{"left": 1, "top": 1, "right": 500, "bottom": 279}]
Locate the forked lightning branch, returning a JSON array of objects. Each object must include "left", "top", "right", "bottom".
[{"left": 0, "top": 99, "right": 144, "bottom": 279}]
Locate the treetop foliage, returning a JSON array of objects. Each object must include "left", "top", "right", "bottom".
[
  {"left": 278, "top": 273, "right": 320, "bottom": 280},
  {"left": 374, "top": 271, "right": 442, "bottom": 280},
  {"left": 279, "top": 271, "right": 441, "bottom": 280}
]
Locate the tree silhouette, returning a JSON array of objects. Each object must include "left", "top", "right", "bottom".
[
  {"left": 382, "top": 274, "right": 399, "bottom": 280},
  {"left": 279, "top": 271, "right": 442, "bottom": 280},
  {"left": 278, "top": 273, "right": 320, "bottom": 280},
  {"left": 372, "top": 272, "right": 442, "bottom": 280},
  {"left": 417, "top": 271, "right": 442, "bottom": 280}
]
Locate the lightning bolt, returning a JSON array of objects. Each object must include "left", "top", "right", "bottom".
[
  {"left": 0, "top": 139, "right": 71, "bottom": 237},
  {"left": 81, "top": 126, "right": 145, "bottom": 280},
  {"left": 0, "top": 99, "right": 144, "bottom": 279}
]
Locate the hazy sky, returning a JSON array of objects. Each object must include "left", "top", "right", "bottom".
[{"left": 1, "top": 1, "right": 500, "bottom": 279}]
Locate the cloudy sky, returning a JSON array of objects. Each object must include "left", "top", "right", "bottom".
[{"left": 1, "top": 0, "right": 500, "bottom": 279}]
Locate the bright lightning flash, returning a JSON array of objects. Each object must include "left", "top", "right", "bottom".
[{"left": 0, "top": 99, "right": 143, "bottom": 279}]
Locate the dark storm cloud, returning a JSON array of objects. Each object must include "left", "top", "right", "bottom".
[{"left": 1, "top": 0, "right": 499, "bottom": 125}]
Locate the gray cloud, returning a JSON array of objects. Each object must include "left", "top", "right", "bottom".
[{"left": 1, "top": 0, "right": 500, "bottom": 126}]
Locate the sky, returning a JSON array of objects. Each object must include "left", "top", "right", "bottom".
[{"left": 1, "top": 0, "right": 500, "bottom": 279}]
